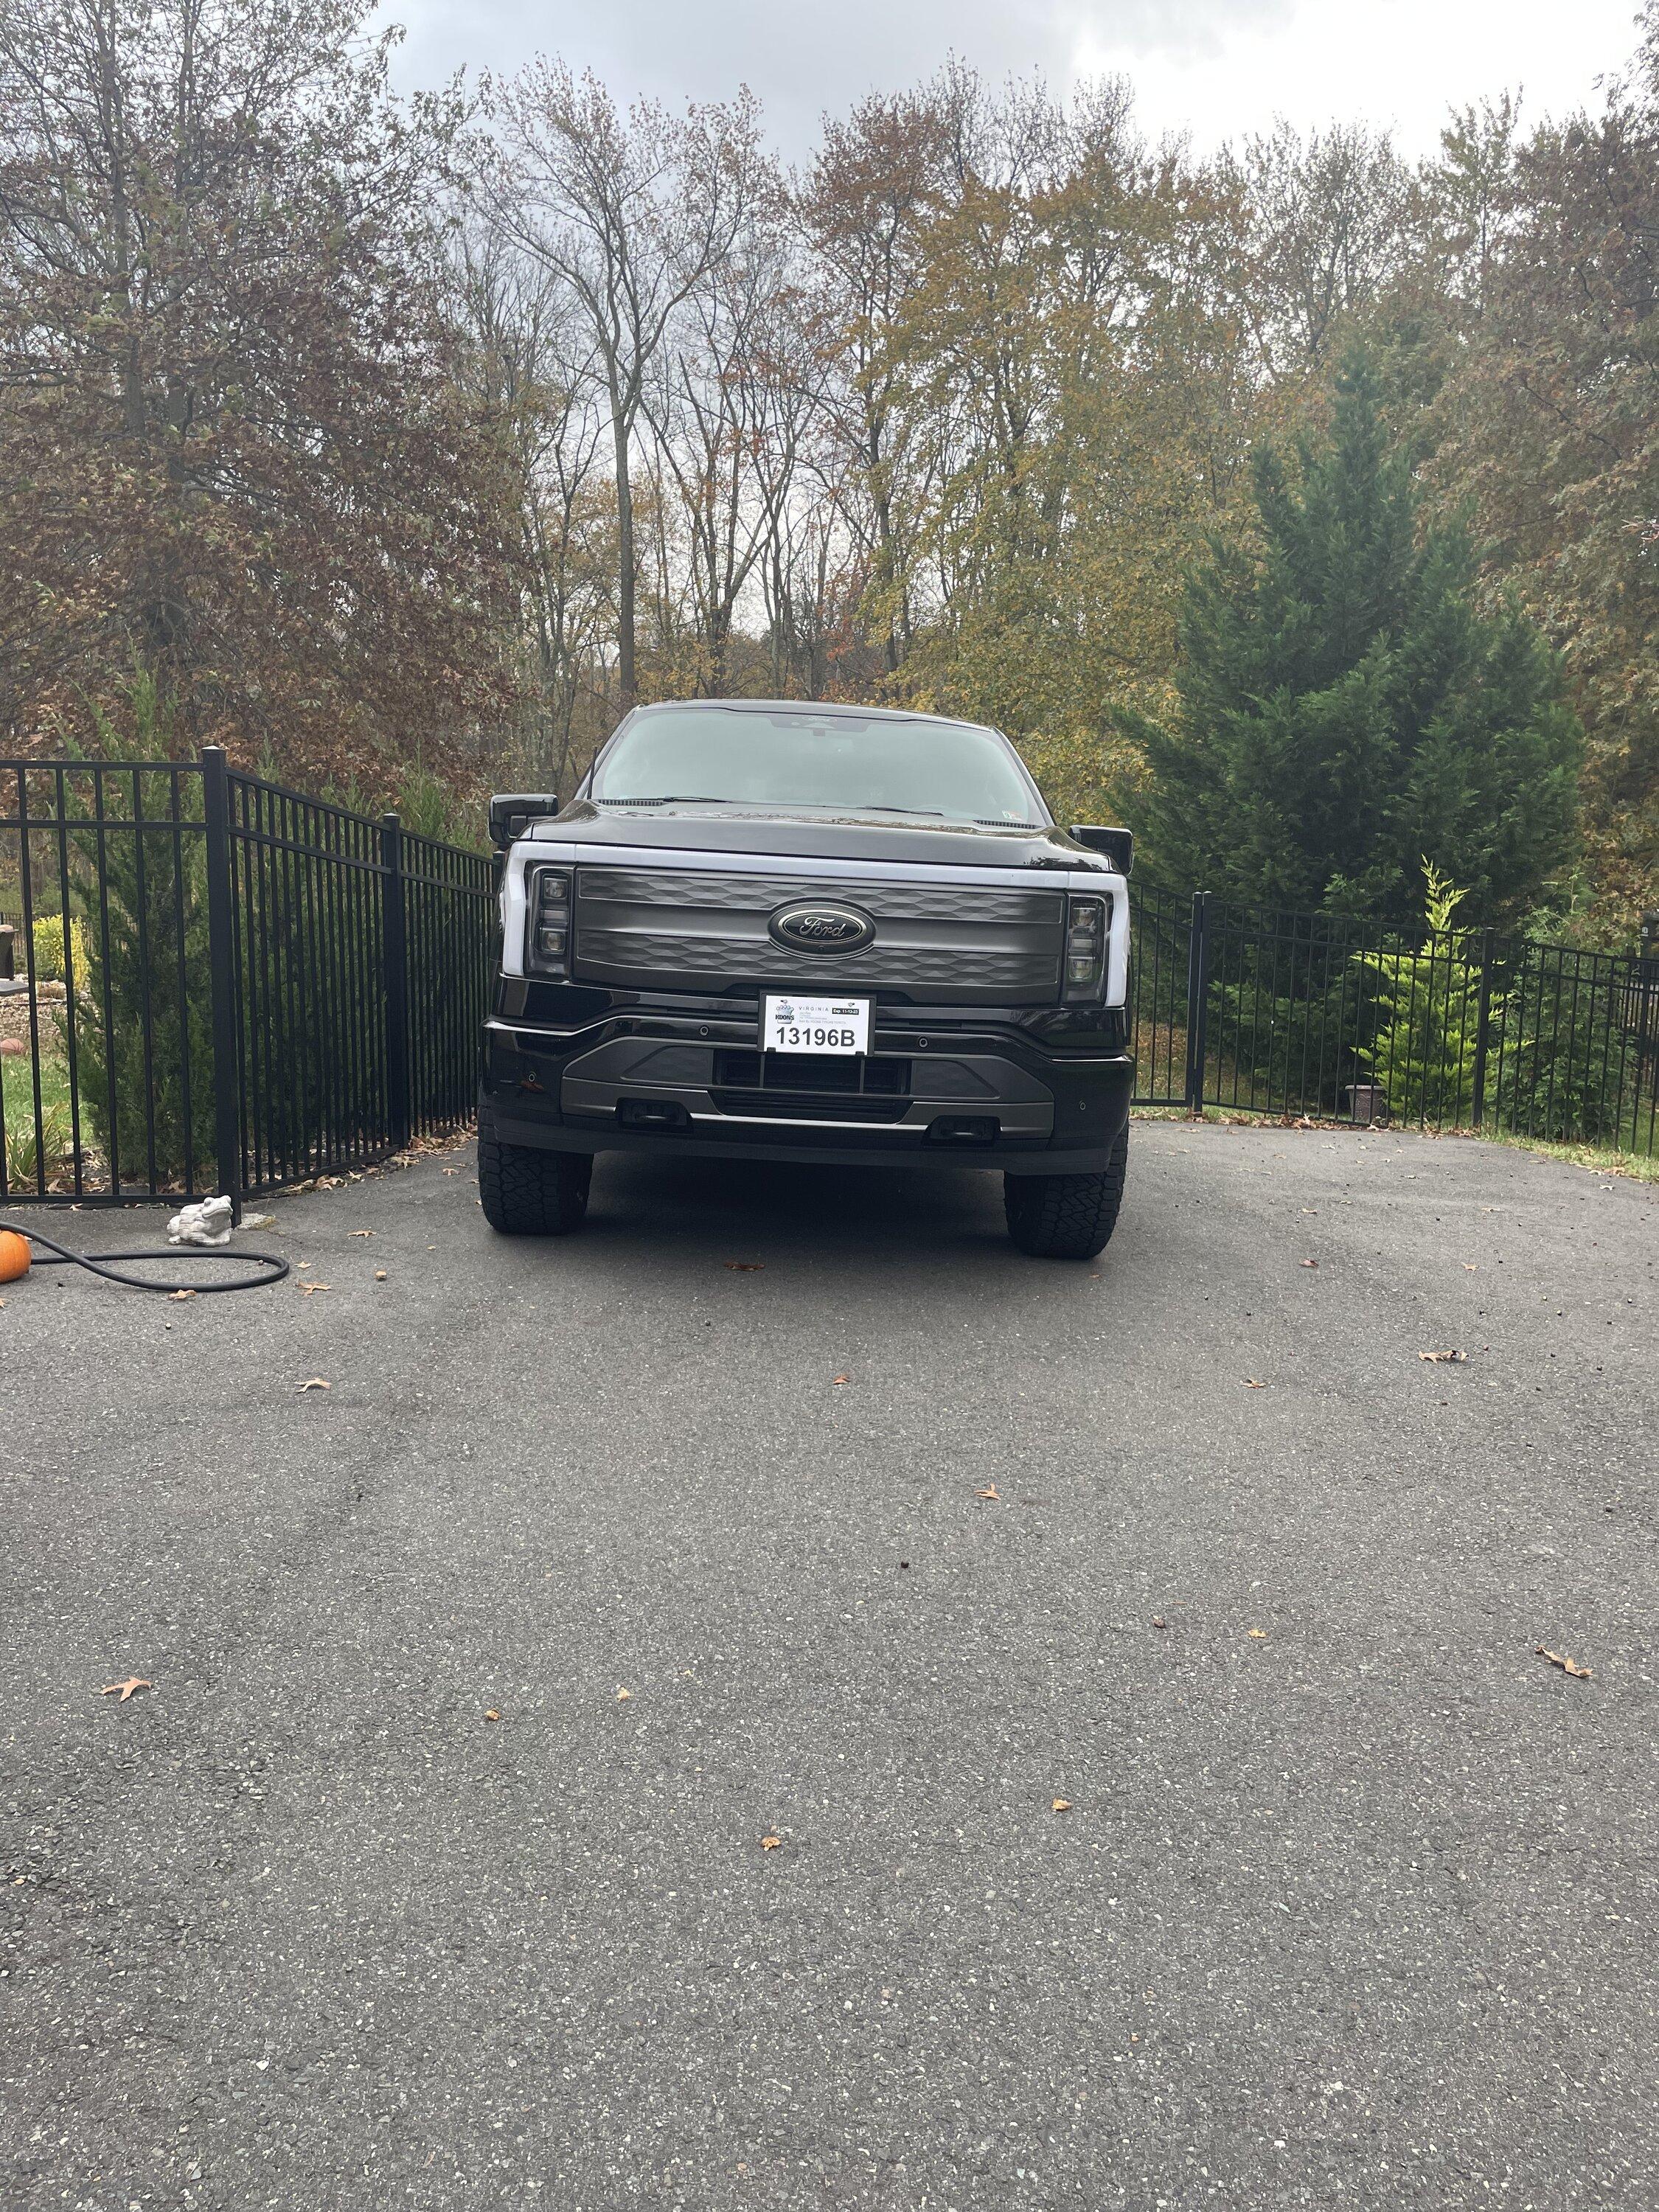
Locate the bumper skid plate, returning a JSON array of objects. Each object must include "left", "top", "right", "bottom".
[{"left": 484, "top": 1018, "right": 1132, "bottom": 1175}]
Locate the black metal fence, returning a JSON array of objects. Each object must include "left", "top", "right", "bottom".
[
  {"left": 4, "top": 773, "right": 1655, "bottom": 1206},
  {"left": 0, "top": 751, "right": 493, "bottom": 1207},
  {"left": 1129, "top": 887, "right": 1659, "bottom": 1156}
]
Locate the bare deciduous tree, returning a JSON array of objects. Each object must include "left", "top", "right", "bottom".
[
  {"left": 455, "top": 228, "right": 613, "bottom": 790},
  {"left": 487, "top": 63, "right": 769, "bottom": 709},
  {"left": 1226, "top": 119, "right": 1411, "bottom": 378},
  {"left": 643, "top": 169, "right": 809, "bottom": 694}
]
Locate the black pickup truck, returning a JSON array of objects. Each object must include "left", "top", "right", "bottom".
[{"left": 479, "top": 699, "right": 1134, "bottom": 1258}]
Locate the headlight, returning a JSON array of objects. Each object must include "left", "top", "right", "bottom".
[
  {"left": 525, "top": 865, "right": 572, "bottom": 975},
  {"left": 1063, "top": 894, "right": 1107, "bottom": 1001}
]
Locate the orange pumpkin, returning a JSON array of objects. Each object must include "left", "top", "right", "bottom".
[{"left": 0, "top": 1229, "right": 31, "bottom": 1284}]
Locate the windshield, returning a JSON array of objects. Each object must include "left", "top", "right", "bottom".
[{"left": 589, "top": 706, "right": 1046, "bottom": 827}]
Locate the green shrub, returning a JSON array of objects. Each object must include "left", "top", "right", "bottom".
[
  {"left": 1205, "top": 965, "right": 1362, "bottom": 1113},
  {"left": 395, "top": 763, "right": 484, "bottom": 850},
  {"left": 1, "top": 1052, "right": 74, "bottom": 1190},
  {"left": 1351, "top": 865, "right": 1488, "bottom": 1127},
  {"left": 29, "top": 912, "right": 89, "bottom": 983},
  {"left": 1, "top": 1099, "right": 72, "bottom": 1189},
  {"left": 1493, "top": 964, "right": 1639, "bottom": 1147}
]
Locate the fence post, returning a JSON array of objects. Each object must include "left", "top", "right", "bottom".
[
  {"left": 380, "top": 813, "right": 411, "bottom": 1154},
  {"left": 201, "top": 746, "right": 244, "bottom": 1220},
  {"left": 1184, "top": 891, "right": 1211, "bottom": 1115},
  {"left": 1470, "top": 928, "right": 1495, "bottom": 1129}
]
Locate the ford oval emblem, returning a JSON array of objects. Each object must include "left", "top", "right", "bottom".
[{"left": 768, "top": 900, "right": 876, "bottom": 953}]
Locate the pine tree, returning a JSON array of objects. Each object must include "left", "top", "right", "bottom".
[
  {"left": 1137, "top": 348, "right": 1581, "bottom": 921},
  {"left": 65, "top": 677, "right": 217, "bottom": 1192}
]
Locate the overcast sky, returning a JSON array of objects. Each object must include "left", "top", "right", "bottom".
[{"left": 386, "top": 0, "right": 1646, "bottom": 159}]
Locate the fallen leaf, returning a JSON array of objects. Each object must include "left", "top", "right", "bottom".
[
  {"left": 832, "top": 1373, "right": 851, "bottom": 1385},
  {"left": 1243, "top": 1377, "right": 1265, "bottom": 1388},
  {"left": 350, "top": 1230, "right": 375, "bottom": 1238},
  {"left": 299, "top": 1281, "right": 331, "bottom": 1296},
  {"left": 484, "top": 1708, "right": 501, "bottom": 1722},
  {"left": 1536, "top": 1646, "right": 1593, "bottom": 1680},
  {"left": 101, "top": 1677, "right": 150, "bottom": 1703},
  {"left": 296, "top": 1377, "right": 330, "bottom": 1392},
  {"left": 1152, "top": 1616, "right": 1167, "bottom": 1630},
  {"left": 169, "top": 1289, "right": 196, "bottom": 1302},
  {"left": 759, "top": 1834, "right": 782, "bottom": 1851},
  {"left": 723, "top": 1261, "right": 765, "bottom": 1272},
  {"left": 441, "top": 1166, "right": 458, "bottom": 1176},
  {"left": 1248, "top": 1628, "right": 1268, "bottom": 1640},
  {"left": 1463, "top": 1263, "right": 1478, "bottom": 1271},
  {"left": 1299, "top": 1259, "right": 1319, "bottom": 1269},
  {"left": 374, "top": 1270, "right": 387, "bottom": 1281},
  {"left": 975, "top": 1484, "right": 1001, "bottom": 1502},
  {"left": 1051, "top": 1798, "right": 1072, "bottom": 1813},
  {"left": 616, "top": 1687, "right": 631, "bottom": 1701},
  {"left": 1419, "top": 1349, "right": 1467, "bottom": 1363}
]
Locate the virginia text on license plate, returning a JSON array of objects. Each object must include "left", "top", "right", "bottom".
[{"left": 761, "top": 994, "right": 872, "bottom": 1054}]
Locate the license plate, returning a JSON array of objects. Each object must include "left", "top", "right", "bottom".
[{"left": 761, "top": 992, "right": 872, "bottom": 1055}]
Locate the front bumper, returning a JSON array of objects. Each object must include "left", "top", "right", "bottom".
[{"left": 481, "top": 991, "right": 1133, "bottom": 1175}]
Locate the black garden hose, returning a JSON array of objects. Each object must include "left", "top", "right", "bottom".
[{"left": 0, "top": 1217, "right": 289, "bottom": 1294}]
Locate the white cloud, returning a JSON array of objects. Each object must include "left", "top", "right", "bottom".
[
  {"left": 387, "top": 0, "right": 1644, "bottom": 159},
  {"left": 1071, "top": 0, "right": 1643, "bottom": 156}
]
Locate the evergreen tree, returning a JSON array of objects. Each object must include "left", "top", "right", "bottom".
[
  {"left": 66, "top": 677, "right": 217, "bottom": 1192},
  {"left": 1137, "top": 349, "right": 1582, "bottom": 921}
]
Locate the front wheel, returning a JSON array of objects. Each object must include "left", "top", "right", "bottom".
[
  {"left": 1004, "top": 1129, "right": 1127, "bottom": 1260},
  {"left": 478, "top": 1107, "right": 592, "bottom": 1237}
]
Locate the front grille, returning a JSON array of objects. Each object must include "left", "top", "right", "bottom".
[
  {"left": 709, "top": 1092, "right": 911, "bottom": 1122},
  {"left": 714, "top": 1049, "right": 911, "bottom": 1096},
  {"left": 572, "top": 866, "right": 1065, "bottom": 1004}
]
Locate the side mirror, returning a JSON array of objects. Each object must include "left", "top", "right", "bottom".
[
  {"left": 1069, "top": 824, "right": 1133, "bottom": 874},
  {"left": 489, "top": 793, "right": 559, "bottom": 851}
]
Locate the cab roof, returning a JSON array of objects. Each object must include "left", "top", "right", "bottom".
[{"left": 626, "top": 698, "right": 997, "bottom": 734}]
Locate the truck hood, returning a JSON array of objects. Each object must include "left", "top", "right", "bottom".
[{"left": 528, "top": 800, "right": 1107, "bottom": 874}]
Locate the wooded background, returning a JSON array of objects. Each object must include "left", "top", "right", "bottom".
[{"left": 2, "top": 0, "right": 1655, "bottom": 942}]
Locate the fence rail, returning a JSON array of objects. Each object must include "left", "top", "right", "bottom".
[
  {"left": 3, "top": 771, "right": 1655, "bottom": 1206},
  {"left": 1, "top": 751, "right": 493, "bottom": 1207}
]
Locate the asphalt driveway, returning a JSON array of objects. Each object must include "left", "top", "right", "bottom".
[{"left": 2, "top": 1124, "right": 1656, "bottom": 2211}]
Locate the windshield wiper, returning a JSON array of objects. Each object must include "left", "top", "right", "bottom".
[
  {"left": 601, "top": 795, "right": 734, "bottom": 807},
  {"left": 848, "top": 802, "right": 944, "bottom": 818}
]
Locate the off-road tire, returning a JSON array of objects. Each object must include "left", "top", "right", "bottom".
[
  {"left": 1004, "top": 1128, "right": 1127, "bottom": 1260},
  {"left": 477, "top": 1107, "right": 591, "bottom": 1236}
]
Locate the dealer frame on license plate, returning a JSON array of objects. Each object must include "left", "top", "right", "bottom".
[{"left": 760, "top": 992, "right": 872, "bottom": 1056}]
